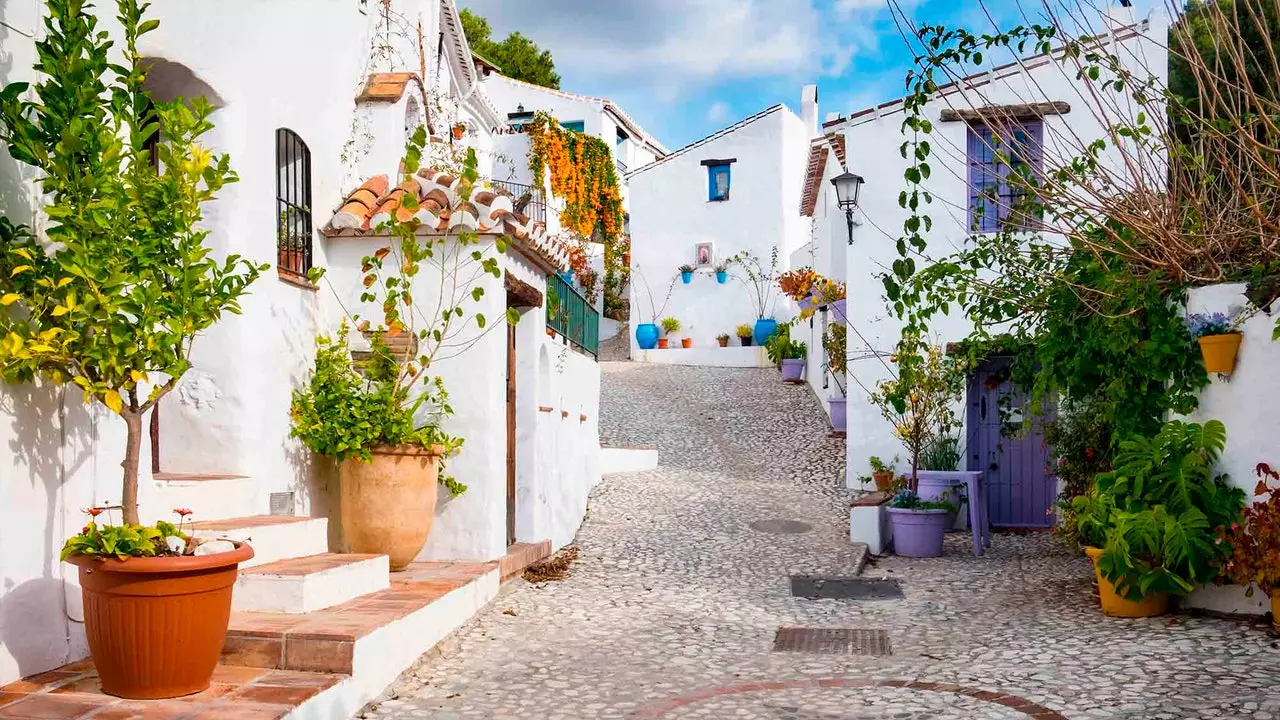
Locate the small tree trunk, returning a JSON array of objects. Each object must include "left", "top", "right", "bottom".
[{"left": 121, "top": 410, "right": 143, "bottom": 525}]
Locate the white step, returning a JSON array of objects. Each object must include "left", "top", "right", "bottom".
[
  {"left": 601, "top": 445, "right": 659, "bottom": 474},
  {"left": 142, "top": 473, "right": 260, "bottom": 525},
  {"left": 233, "top": 553, "right": 391, "bottom": 614},
  {"left": 191, "top": 515, "right": 329, "bottom": 569}
]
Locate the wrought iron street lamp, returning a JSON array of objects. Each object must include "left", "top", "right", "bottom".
[{"left": 830, "top": 171, "right": 865, "bottom": 245}]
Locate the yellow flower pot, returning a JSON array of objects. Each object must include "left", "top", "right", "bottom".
[
  {"left": 1085, "top": 547, "right": 1169, "bottom": 618},
  {"left": 1198, "top": 333, "right": 1242, "bottom": 374}
]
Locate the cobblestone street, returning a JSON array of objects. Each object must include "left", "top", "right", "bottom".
[{"left": 370, "top": 363, "right": 1280, "bottom": 720}]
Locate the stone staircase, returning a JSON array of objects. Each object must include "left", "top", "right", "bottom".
[{"left": 0, "top": 511, "right": 553, "bottom": 720}]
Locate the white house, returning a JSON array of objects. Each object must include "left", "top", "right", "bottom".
[
  {"left": 0, "top": 0, "right": 604, "bottom": 695},
  {"left": 626, "top": 90, "right": 815, "bottom": 363},
  {"left": 813, "top": 9, "right": 1168, "bottom": 511}
]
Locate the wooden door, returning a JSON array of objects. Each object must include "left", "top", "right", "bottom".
[
  {"left": 966, "top": 358, "right": 1055, "bottom": 527},
  {"left": 506, "top": 322, "right": 517, "bottom": 546}
]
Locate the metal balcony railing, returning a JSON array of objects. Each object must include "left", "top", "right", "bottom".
[
  {"left": 490, "top": 180, "right": 547, "bottom": 225},
  {"left": 547, "top": 273, "right": 599, "bottom": 359}
]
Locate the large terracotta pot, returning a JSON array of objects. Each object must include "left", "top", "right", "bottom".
[
  {"left": 872, "top": 470, "right": 895, "bottom": 493},
  {"left": 340, "top": 444, "right": 443, "bottom": 571},
  {"left": 68, "top": 542, "right": 254, "bottom": 699},
  {"left": 1198, "top": 332, "right": 1242, "bottom": 374},
  {"left": 1084, "top": 547, "right": 1168, "bottom": 618}
]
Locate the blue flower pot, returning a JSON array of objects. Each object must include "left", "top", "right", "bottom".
[
  {"left": 753, "top": 318, "right": 778, "bottom": 347},
  {"left": 636, "top": 323, "right": 660, "bottom": 350},
  {"left": 559, "top": 270, "right": 574, "bottom": 284},
  {"left": 716, "top": 271, "right": 727, "bottom": 284},
  {"left": 681, "top": 271, "right": 693, "bottom": 284}
]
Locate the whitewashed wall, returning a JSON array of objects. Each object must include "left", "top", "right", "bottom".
[
  {"left": 1181, "top": 283, "right": 1280, "bottom": 616},
  {"left": 838, "top": 16, "right": 1168, "bottom": 483},
  {"left": 627, "top": 106, "right": 809, "bottom": 355},
  {"left": 0, "top": 0, "right": 519, "bottom": 684}
]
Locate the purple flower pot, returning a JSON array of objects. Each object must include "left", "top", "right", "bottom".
[
  {"left": 887, "top": 508, "right": 950, "bottom": 557},
  {"left": 781, "top": 358, "right": 804, "bottom": 382},
  {"left": 830, "top": 299, "right": 848, "bottom": 325},
  {"left": 828, "top": 397, "right": 846, "bottom": 431}
]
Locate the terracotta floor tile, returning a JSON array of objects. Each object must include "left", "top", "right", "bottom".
[
  {"left": 219, "top": 635, "right": 283, "bottom": 670},
  {"left": 177, "top": 702, "right": 291, "bottom": 720},
  {"left": 2, "top": 672, "right": 81, "bottom": 694},
  {"left": 229, "top": 685, "right": 320, "bottom": 706},
  {"left": 170, "top": 684, "right": 234, "bottom": 704},
  {"left": 207, "top": 666, "right": 266, "bottom": 686},
  {"left": 0, "top": 695, "right": 25, "bottom": 710},
  {"left": 49, "top": 677, "right": 103, "bottom": 696},
  {"left": 227, "top": 613, "right": 306, "bottom": 634},
  {"left": 0, "top": 693, "right": 110, "bottom": 719},
  {"left": 84, "top": 701, "right": 192, "bottom": 719},
  {"left": 254, "top": 672, "right": 342, "bottom": 690},
  {"left": 59, "top": 662, "right": 93, "bottom": 674},
  {"left": 282, "top": 638, "right": 352, "bottom": 674},
  {"left": 189, "top": 516, "right": 310, "bottom": 530}
]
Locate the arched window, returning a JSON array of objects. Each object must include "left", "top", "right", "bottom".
[{"left": 276, "top": 128, "right": 313, "bottom": 276}]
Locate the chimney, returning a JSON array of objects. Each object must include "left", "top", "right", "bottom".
[{"left": 800, "top": 84, "right": 819, "bottom": 139}]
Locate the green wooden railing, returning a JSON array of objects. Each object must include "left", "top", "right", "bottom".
[{"left": 547, "top": 272, "right": 599, "bottom": 359}]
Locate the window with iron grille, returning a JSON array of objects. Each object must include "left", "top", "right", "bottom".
[
  {"left": 967, "top": 121, "right": 1043, "bottom": 233},
  {"left": 276, "top": 128, "right": 313, "bottom": 277}
]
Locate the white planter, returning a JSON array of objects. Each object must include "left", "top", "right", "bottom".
[{"left": 849, "top": 504, "right": 892, "bottom": 555}]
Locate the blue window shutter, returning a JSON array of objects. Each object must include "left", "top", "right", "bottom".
[
  {"left": 561, "top": 120, "right": 585, "bottom": 132},
  {"left": 708, "top": 164, "right": 730, "bottom": 201}
]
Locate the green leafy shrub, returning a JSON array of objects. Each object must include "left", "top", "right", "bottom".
[
  {"left": 1083, "top": 419, "right": 1245, "bottom": 599},
  {"left": 290, "top": 324, "right": 465, "bottom": 496},
  {"left": 660, "top": 317, "right": 681, "bottom": 334}
]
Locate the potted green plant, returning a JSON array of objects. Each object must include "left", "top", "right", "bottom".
[
  {"left": 659, "top": 316, "right": 680, "bottom": 349},
  {"left": 714, "top": 261, "right": 729, "bottom": 284},
  {"left": 0, "top": 1, "right": 264, "bottom": 698},
  {"left": 1070, "top": 419, "right": 1244, "bottom": 617},
  {"left": 292, "top": 135, "right": 501, "bottom": 572},
  {"left": 1186, "top": 310, "right": 1244, "bottom": 374},
  {"left": 870, "top": 338, "right": 964, "bottom": 557},
  {"left": 717, "top": 333, "right": 730, "bottom": 347},
  {"left": 869, "top": 456, "right": 898, "bottom": 492},
  {"left": 679, "top": 264, "right": 695, "bottom": 283},
  {"left": 736, "top": 323, "right": 754, "bottom": 346},
  {"left": 1224, "top": 462, "right": 1280, "bottom": 631},
  {"left": 727, "top": 248, "right": 779, "bottom": 345}
]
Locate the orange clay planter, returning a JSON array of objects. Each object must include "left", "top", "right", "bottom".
[
  {"left": 873, "top": 470, "right": 895, "bottom": 493},
  {"left": 1084, "top": 547, "right": 1169, "bottom": 618},
  {"left": 657, "top": 338, "right": 669, "bottom": 349},
  {"left": 681, "top": 338, "right": 693, "bottom": 349},
  {"left": 1198, "top": 333, "right": 1242, "bottom": 374},
  {"left": 339, "top": 444, "right": 444, "bottom": 571},
  {"left": 69, "top": 542, "right": 254, "bottom": 699}
]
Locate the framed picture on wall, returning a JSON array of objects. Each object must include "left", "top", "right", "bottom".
[{"left": 694, "top": 242, "right": 715, "bottom": 267}]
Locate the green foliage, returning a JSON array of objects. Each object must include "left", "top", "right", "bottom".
[
  {"left": 60, "top": 519, "right": 184, "bottom": 561},
  {"left": 289, "top": 325, "right": 465, "bottom": 496},
  {"left": 868, "top": 455, "right": 897, "bottom": 474},
  {"left": 765, "top": 325, "right": 805, "bottom": 363},
  {"left": 889, "top": 489, "right": 957, "bottom": 513},
  {"left": 1083, "top": 420, "right": 1245, "bottom": 599},
  {"left": 870, "top": 337, "right": 964, "bottom": 489},
  {"left": 459, "top": 9, "right": 561, "bottom": 89},
  {"left": 660, "top": 317, "right": 680, "bottom": 334},
  {"left": 1169, "top": 0, "right": 1280, "bottom": 117},
  {"left": 1048, "top": 398, "right": 1116, "bottom": 547},
  {"left": 0, "top": 0, "right": 262, "bottom": 524},
  {"left": 919, "top": 434, "right": 960, "bottom": 472},
  {"left": 735, "top": 324, "right": 753, "bottom": 338}
]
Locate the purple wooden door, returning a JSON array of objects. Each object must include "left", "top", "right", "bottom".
[{"left": 965, "top": 359, "right": 1055, "bottom": 527}]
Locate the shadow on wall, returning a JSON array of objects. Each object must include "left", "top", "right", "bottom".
[{"left": 0, "top": 382, "right": 89, "bottom": 677}]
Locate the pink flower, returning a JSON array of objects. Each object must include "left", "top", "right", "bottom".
[{"left": 173, "top": 508, "right": 193, "bottom": 518}]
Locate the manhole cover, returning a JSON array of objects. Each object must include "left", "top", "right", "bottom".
[
  {"left": 772, "top": 627, "right": 891, "bottom": 655},
  {"left": 748, "top": 519, "right": 813, "bottom": 534},
  {"left": 789, "top": 575, "right": 904, "bottom": 600}
]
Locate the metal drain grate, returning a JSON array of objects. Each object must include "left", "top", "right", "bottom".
[
  {"left": 772, "top": 627, "right": 892, "bottom": 655},
  {"left": 748, "top": 519, "right": 813, "bottom": 534},
  {"left": 789, "top": 575, "right": 904, "bottom": 600}
]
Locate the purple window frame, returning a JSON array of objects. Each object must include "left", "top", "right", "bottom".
[{"left": 967, "top": 120, "right": 1043, "bottom": 233}]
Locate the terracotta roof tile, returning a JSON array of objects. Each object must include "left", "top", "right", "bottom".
[
  {"left": 325, "top": 169, "right": 570, "bottom": 273},
  {"left": 357, "top": 72, "right": 418, "bottom": 103},
  {"left": 800, "top": 133, "right": 847, "bottom": 217}
]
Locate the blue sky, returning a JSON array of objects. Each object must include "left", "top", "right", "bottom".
[{"left": 457, "top": 0, "right": 1156, "bottom": 149}]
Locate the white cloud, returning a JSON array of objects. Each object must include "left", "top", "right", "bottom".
[{"left": 705, "top": 101, "right": 733, "bottom": 124}]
